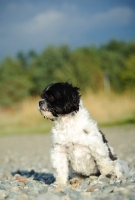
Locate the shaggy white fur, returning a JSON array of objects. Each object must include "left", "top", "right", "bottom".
[{"left": 48, "top": 101, "right": 129, "bottom": 186}]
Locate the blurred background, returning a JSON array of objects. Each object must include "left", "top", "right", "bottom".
[{"left": 0, "top": 0, "right": 135, "bottom": 136}]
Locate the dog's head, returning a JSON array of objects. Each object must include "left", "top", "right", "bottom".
[{"left": 38, "top": 82, "right": 81, "bottom": 120}]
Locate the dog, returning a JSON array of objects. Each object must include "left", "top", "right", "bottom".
[{"left": 38, "top": 82, "right": 129, "bottom": 186}]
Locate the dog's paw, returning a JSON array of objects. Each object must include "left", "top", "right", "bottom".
[
  {"left": 106, "top": 174, "right": 117, "bottom": 179},
  {"left": 68, "top": 177, "right": 82, "bottom": 188},
  {"left": 51, "top": 181, "right": 67, "bottom": 187}
]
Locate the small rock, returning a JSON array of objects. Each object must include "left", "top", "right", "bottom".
[
  {"left": 0, "top": 185, "right": 6, "bottom": 191},
  {"left": 16, "top": 194, "right": 28, "bottom": 200},
  {"left": 61, "top": 195, "right": 70, "bottom": 200},
  {"left": 27, "top": 190, "right": 39, "bottom": 196},
  {"left": 69, "top": 190, "right": 82, "bottom": 200},
  {"left": 37, "top": 193, "right": 61, "bottom": 200},
  {"left": 128, "top": 192, "right": 135, "bottom": 200},
  {"left": 98, "top": 175, "right": 111, "bottom": 183},
  {"left": 14, "top": 175, "right": 28, "bottom": 184},
  {"left": 89, "top": 175, "right": 98, "bottom": 180},
  {"left": 102, "top": 185, "right": 116, "bottom": 193},
  {"left": 53, "top": 187, "right": 65, "bottom": 193},
  {"left": 86, "top": 186, "right": 99, "bottom": 192},
  {"left": 1, "top": 180, "right": 12, "bottom": 190},
  {"left": 0, "top": 190, "right": 7, "bottom": 198},
  {"left": 6, "top": 191, "right": 18, "bottom": 199},
  {"left": 127, "top": 184, "right": 135, "bottom": 189},
  {"left": 113, "top": 187, "right": 131, "bottom": 194},
  {"left": 79, "top": 178, "right": 91, "bottom": 190},
  {"left": 12, "top": 186, "right": 22, "bottom": 193}
]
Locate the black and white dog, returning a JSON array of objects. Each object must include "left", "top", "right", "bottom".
[{"left": 38, "top": 82, "right": 129, "bottom": 186}]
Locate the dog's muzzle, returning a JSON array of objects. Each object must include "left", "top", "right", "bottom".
[
  {"left": 39, "top": 100, "right": 48, "bottom": 110},
  {"left": 38, "top": 99, "right": 55, "bottom": 121},
  {"left": 39, "top": 100, "right": 44, "bottom": 107},
  {"left": 38, "top": 100, "right": 48, "bottom": 112}
]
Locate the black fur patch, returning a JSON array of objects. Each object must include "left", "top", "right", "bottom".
[
  {"left": 106, "top": 174, "right": 112, "bottom": 178},
  {"left": 99, "top": 130, "right": 117, "bottom": 161},
  {"left": 90, "top": 171, "right": 101, "bottom": 176},
  {"left": 108, "top": 148, "right": 117, "bottom": 161},
  {"left": 99, "top": 130, "right": 108, "bottom": 143}
]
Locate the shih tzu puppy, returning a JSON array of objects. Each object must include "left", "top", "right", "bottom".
[{"left": 38, "top": 82, "right": 129, "bottom": 186}]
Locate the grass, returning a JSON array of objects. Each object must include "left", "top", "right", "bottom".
[
  {"left": 82, "top": 91, "right": 135, "bottom": 125},
  {"left": 0, "top": 97, "right": 53, "bottom": 136},
  {"left": 0, "top": 92, "right": 135, "bottom": 136}
]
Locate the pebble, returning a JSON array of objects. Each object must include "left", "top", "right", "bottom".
[
  {"left": 2, "top": 173, "right": 134, "bottom": 200},
  {"left": 0, "top": 127, "right": 135, "bottom": 200},
  {"left": 0, "top": 168, "right": 135, "bottom": 200},
  {"left": 0, "top": 190, "right": 7, "bottom": 199}
]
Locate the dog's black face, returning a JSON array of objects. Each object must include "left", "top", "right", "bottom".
[{"left": 38, "top": 82, "right": 80, "bottom": 120}]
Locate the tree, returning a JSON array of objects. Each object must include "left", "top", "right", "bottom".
[
  {"left": 100, "top": 50, "right": 125, "bottom": 92},
  {"left": 0, "top": 57, "right": 32, "bottom": 106},
  {"left": 121, "top": 54, "right": 135, "bottom": 90},
  {"left": 64, "top": 47, "right": 103, "bottom": 91},
  {"left": 29, "top": 46, "right": 68, "bottom": 95}
]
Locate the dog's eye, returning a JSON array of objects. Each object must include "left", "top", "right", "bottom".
[{"left": 48, "top": 95, "right": 54, "bottom": 102}]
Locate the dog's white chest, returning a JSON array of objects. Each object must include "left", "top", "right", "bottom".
[{"left": 52, "top": 121, "right": 86, "bottom": 146}]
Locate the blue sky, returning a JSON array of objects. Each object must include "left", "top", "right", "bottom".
[{"left": 0, "top": 0, "right": 135, "bottom": 61}]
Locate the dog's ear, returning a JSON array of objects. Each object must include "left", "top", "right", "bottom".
[
  {"left": 61, "top": 84, "right": 80, "bottom": 114},
  {"left": 70, "top": 86, "right": 81, "bottom": 112}
]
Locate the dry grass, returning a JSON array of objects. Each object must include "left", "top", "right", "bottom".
[
  {"left": 82, "top": 91, "right": 135, "bottom": 124},
  {"left": 0, "top": 92, "right": 135, "bottom": 136},
  {"left": 0, "top": 97, "right": 52, "bottom": 136}
]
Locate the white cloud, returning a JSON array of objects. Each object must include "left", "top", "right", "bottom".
[
  {"left": 12, "top": 6, "right": 134, "bottom": 40},
  {"left": 0, "top": 2, "right": 134, "bottom": 60},
  {"left": 18, "top": 10, "right": 64, "bottom": 36},
  {"left": 89, "top": 7, "right": 134, "bottom": 28}
]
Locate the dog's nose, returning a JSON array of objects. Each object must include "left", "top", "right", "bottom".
[{"left": 39, "top": 100, "right": 44, "bottom": 106}]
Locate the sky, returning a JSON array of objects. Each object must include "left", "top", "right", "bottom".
[{"left": 0, "top": 0, "right": 135, "bottom": 61}]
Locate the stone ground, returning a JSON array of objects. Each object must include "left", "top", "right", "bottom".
[{"left": 0, "top": 125, "right": 135, "bottom": 200}]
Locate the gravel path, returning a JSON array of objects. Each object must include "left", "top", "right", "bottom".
[{"left": 0, "top": 125, "right": 135, "bottom": 200}]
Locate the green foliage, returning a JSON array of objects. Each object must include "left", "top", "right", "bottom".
[
  {"left": 0, "top": 40, "right": 135, "bottom": 106},
  {"left": 100, "top": 51, "right": 126, "bottom": 92},
  {"left": 121, "top": 54, "right": 135, "bottom": 90},
  {"left": 100, "top": 39, "right": 135, "bottom": 57},
  {"left": 30, "top": 45, "right": 70, "bottom": 95},
  {"left": 65, "top": 47, "right": 103, "bottom": 91},
  {"left": 0, "top": 57, "right": 32, "bottom": 106}
]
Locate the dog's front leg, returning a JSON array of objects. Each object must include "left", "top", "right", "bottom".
[{"left": 50, "top": 144, "right": 68, "bottom": 186}]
